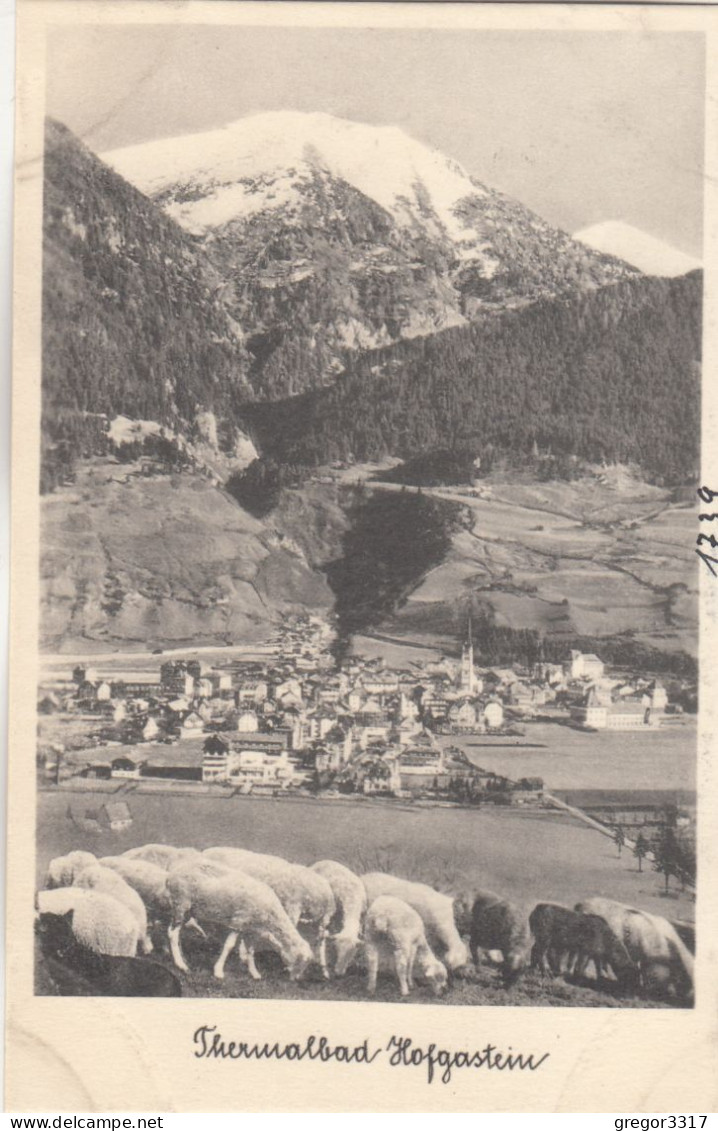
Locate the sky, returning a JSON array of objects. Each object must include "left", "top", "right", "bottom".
[{"left": 46, "top": 26, "right": 705, "bottom": 256}]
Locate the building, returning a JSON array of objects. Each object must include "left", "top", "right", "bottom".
[
  {"left": 236, "top": 710, "right": 260, "bottom": 733},
  {"left": 569, "top": 651, "right": 605, "bottom": 681},
  {"left": 650, "top": 681, "right": 668, "bottom": 711},
  {"left": 142, "top": 716, "right": 160, "bottom": 742},
  {"left": 179, "top": 711, "right": 204, "bottom": 739},
  {"left": 202, "top": 743, "right": 292, "bottom": 789},
  {"left": 142, "top": 741, "right": 205, "bottom": 781},
  {"left": 572, "top": 689, "right": 659, "bottom": 730},
  {"left": 571, "top": 687, "right": 608, "bottom": 729},
  {"left": 202, "top": 735, "right": 231, "bottom": 782},
  {"left": 161, "top": 660, "right": 199, "bottom": 698},
  {"left": 447, "top": 698, "right": 482, "bottom": 733},
  {"left": 459, "top": 617, "right": 480, "bottom": 697},
  {"left": 483, "top": 700, "right": 504, "bottom": 730},
  {"left": 606, "top": 702, "right": 657, "bottom": 730},
  {"left": 68, "top": 801, "right": 132, "bottom": 832},
  {"left": 236, "top": 679, "right": 269, "bottom": 705},
  {"left": 508, "top": 682, "right": 546, "bottom": 712},
  {"left": 210, "top": 671, "right": 234, "bottom": 699},
  {"left": 110, "top": 754, "right": 145, "bottom": 779}
]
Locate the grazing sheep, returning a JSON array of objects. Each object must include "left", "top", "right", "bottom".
[
  {"left": 529, "top": 902, "right": 637, "bottom": 989},
  {"left": 74, "top": 863, "right": 153, "bottom": 954},
  {"left": 311, "top": 860, "right": 367, "bottom": 976},
  {"left": 100, "top": 856, "right": 172, "bottom": 921},
  {"left": 468, "top": 891, "right": 532, "bottom": 987},
  {"left": 124, "top": 844, "right": 201, "bottom": 870},
  {"left": 575, "top": 897, "right": 693, "bottom": 999},
  {"left": 100, "top": 855, "right": 207, "bottom": 949},
  {"left": 166, "top": 860, "right": 313, "bottom": 981},
  {"left": 670, "top": 920, "right": 695, "bottom": 955},
  {"left": 361, "top": 872, "right": 468, "bottom": 972},
  {"left": 35, "top": 912, "right": 182, "bottom": 997},
  {"left": 46, "top": 850, "right": 97, "bottom": 889},
  {"left": 203, "top": 848, "right": 336, "bottom": 978},
  {"left": 364, "top": 895, "right": 448, "bottom": 997},
  {"left": 36, "top": 888, "right": 140, "bottom": 957}
]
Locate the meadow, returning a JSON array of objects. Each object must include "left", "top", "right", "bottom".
[
  {"left": 370, "top": 472, "right": 697, "bottom": 658},
  {"left": 444, "top": 719, "right": 696, "bottom": 792},
  {"left": 36, "top": 789, "right": 693, "bottom": 1007}
]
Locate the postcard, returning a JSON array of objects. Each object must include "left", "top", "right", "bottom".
[{"left": 6, "top": 0, "right": 718, "bottom": 1113}]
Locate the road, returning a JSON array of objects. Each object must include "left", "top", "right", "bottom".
[{"left": 40, "top": 640, "right": 279, "bottom": 671}]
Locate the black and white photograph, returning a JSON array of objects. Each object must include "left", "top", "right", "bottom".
[{"left": 30, "top": 14, "right": 704, "bottom": 1016}]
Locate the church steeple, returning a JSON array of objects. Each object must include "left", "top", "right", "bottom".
[{"left": 460, "top": 613, "right": 477, "bottom": 696}]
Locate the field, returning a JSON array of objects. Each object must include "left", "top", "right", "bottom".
[
  {"left": 36, "top": 789, "right": 693, "bottom": 1008},
  {"left": 368, "top": 470, "right": 697, "bottom": 657},
  {"left": 441, "top": 719, "right": 697, "bottom": 792}
]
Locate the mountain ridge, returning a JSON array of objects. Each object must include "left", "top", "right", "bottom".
[
  {"left": 39, "top": 116, "right": 702, "bottom": 652},
  {"left": 103, "top": 111, "right": 638, "bottom": 400}
]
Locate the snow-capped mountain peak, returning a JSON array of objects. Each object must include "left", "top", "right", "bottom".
[
  {"left": 574, "top": 221, "right": 701, "bottom": 278},
  {"left": 99, "top": 111, "right": 637, "bottom": 400},
  {"left": 103, "top": 111, "right": 486, "bottom": 242}
]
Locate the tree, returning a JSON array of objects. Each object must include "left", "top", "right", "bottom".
[
  {"left": 614, "top": 826, "right": 626, "bottom": 858},
  {"left": 674, "top": 839, "right": 696, "bottom": 892},
  {"left": 653, "top": 825, "right": 680, "bottom": 894},
  {"left": 633, "top": 832, "right": 649, "bottom": 873}
]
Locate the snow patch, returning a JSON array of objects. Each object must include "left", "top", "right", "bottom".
[
  {"left": 103, "top": 111, "right": 487, "bottom": 245},
  {"left": 164, "top": 171, "right": 304, "bottom": 234},
  {"left": 573, "top": 221, "right": 701, "bottom": 278}
]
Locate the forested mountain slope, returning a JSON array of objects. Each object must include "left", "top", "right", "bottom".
[
  {"left": 246, "top": 271, "right": 702, "bottom": 484},
  {"left": 42, "top": 119, "right": 253, "bottom": 490}
]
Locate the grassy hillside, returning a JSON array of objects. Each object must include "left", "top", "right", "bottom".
[
  {"left": 36, "top": 789, "right": 691, "bottom": 1007},
  {"left": 40, "top": 459, "right": 337, "bottom": 652}
]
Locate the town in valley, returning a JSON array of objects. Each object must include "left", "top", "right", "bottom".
[{"left": 37, "top": 613, "right": 696, "bottom": 876}]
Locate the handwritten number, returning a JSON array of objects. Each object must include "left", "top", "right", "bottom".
[
  {"left": 696, "top": 548, "right": 718, "bottom": 576},
  {"left": 697, "top": 486, "right": 718, "bottom": 504}
]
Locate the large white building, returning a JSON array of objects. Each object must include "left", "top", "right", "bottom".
[{"left": 569, "top": 651, "right": 605, "bottom": 681}]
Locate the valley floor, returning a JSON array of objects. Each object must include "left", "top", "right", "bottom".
[{"left": 438, "top": 719, "right": 696, "bottom": 792}]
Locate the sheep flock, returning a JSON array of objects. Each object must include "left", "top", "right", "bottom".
[{"left": 35, "top": 845, "right": 695, "bottom": 1005}]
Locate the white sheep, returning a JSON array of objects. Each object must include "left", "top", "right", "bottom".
[
  {"left": 311, "top": 859, "right": 367, "bottom": 976},
  {"left": 362, "top": 872, "right": 468, "bottom": 972},
  {"left": 99, "top": 855, "right": 207, "bottom": 949},
  {"left": 46, "top": 850, "right": 97, "bottom": 888},
  {"left": 203, "top": 848, "right": 336, "bottom": 978},
  {"left": 364, "top": 895, "right": 448, "bottom": 997},
  {"left": 99, "top": 856, "right": 172, "bottom": 920},
  {"left": 124, "top": 844, "right": 201, "bottom": 870},
  {"left": 36, "top": 888, "right": 140, "bottom": 957},
  {"left": 74, "top": 863, "right": 153, "bottom": 954},
  {"left": 166, "top": 859, "right": 313, "bottom": 981}
]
